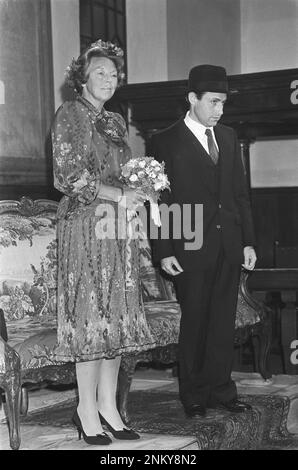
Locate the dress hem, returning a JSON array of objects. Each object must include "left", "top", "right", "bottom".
[{"left": 52, "top": 340, "right": 157, "bottom": 363}]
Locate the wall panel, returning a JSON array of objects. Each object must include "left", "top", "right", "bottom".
[{"left": 0, "top": 0, "right": 54, "bottom": 192}]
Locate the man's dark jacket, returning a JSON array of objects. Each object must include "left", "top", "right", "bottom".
[{"left": 150, "top": 118, "right": 256, "bottom": 271}]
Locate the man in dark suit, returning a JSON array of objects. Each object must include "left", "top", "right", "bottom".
[{"left": 151, "top": 65, "right": 257, "bottom": 417}]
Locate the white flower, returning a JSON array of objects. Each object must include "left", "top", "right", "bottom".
[
  {"left": 137, "top": 171, "right": 145, "bottom": 178},
  {"left": 138, "top": 160, "right": 146, "bottom": 168},
  {"left": 127, "top": 159, "right": 137, "bottom": 167},
  {"left": 129, "top": 174, "right": 138, "bottom": 182},
  {"left": 154, "top": 181, "right": 164, "bottom": 191},
  {"left": 158, "top": 174, "right": 168, "bottom": 185}
]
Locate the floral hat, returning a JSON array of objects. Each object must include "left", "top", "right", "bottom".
[{"left": 65, "top": 39, "right": 125, "bottom": 90}]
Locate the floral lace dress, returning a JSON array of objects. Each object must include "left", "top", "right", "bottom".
[{"left": 51, "top": 96, "right": 156, "bottom": 362}]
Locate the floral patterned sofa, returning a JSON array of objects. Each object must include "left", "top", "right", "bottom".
[{"left": 0, "top": 197, "right": 271, "bottom": 449}]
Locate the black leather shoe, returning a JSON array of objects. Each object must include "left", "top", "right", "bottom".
[
  {"left": 184, "top": 404, "right": 206, "bottom": 418},
  {"left": 98, "top": 412, "right": 140, "bottom": 440},
  {"left": 72, "top": 410, "right": 112, "bottom": 445},
  {"left": 217, "top": 399, "right": 252, "bottom": 413}
]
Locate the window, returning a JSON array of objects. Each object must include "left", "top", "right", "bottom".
[{"left": 80, "top": 0, "right": 126, "bottom": 65}]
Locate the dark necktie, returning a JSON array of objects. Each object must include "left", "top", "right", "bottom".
[{"left": 205, "top": 129, "right": 219, "bottom": 165}]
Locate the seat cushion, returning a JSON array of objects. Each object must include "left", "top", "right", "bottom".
[
  {"left": 13, "top": 328, "right": 61, "bottom": 370},
  {"left": 235, "top": 292, "right": 261, "bottom": 329},
  {"left": 144, "top": 300, "right": 181, "bottom": 345},
  {"left": 11, "top": 298, "right": 262, "bottom": 372}
]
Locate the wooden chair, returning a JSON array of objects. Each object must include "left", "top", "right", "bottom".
[{"left": 0, "top": 333, "right": 21, "bottom": 450}]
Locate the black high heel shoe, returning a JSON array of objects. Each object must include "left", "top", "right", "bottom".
[
  {"left": 98, "top": 411, "right": 140, "bottom": 440},
  {"left": 72, "top": 409, "right": 112, "bottom": 445}
]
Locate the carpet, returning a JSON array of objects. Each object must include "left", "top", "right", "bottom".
[{"left": 20, "top": 390, "right": 298, "bottom": 450}]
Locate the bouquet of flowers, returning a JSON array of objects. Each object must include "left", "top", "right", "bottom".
[{"left": 120, "top": 156, "right": 170, "bottom": 226}]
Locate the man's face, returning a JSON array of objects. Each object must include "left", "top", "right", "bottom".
[{"left": 188, "top": 91, "right": 227, "bottom": 127}]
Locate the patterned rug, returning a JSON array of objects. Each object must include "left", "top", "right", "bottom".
[{"left": 20, "top": 390, "right": 298, "bottom": 450}]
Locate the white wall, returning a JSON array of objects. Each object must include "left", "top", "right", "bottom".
[
  {"left": 50, "top": 0, "right": 80, "bottom": 111},
  {"left": 241, "top": 0, "right": 298, "bottom": 73},
  {"left": 241, "top": 0, "right": 298, "bottom": 188},
  {"left": 126, "top": 0, "right": 242, "bottom": 83},
  {"left": 250, "top": 139, "right": 298, "bottom": 188},
  {"left": 126, "top": 0, "right": 168, "bottom": 83},
  {"left": 167, "top": 0, "right": 241, "bottom": 80},
  {"left": 126, "top": 0, "right": 168, "bottom": 156}
]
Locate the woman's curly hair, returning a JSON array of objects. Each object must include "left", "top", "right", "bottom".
[{"left": 65, "top": 40, "right": 125, "bottom": 94}]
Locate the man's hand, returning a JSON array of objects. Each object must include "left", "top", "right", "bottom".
[
  {"left": 242, "top": 246, "right": 257, "bottom": 270},
  {"left": 161, "top": 256, "right": 184, "bottom": 276}
]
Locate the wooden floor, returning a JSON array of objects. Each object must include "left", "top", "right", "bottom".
[{"left": 1, "top": 368, "right": 298, "bottom": 450}]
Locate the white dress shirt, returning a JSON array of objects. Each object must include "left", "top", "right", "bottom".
[{"left": 184, "top": 111, "right": 219, "bottom": 154}]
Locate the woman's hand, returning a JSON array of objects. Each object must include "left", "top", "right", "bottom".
[{"left": 119, "top": 188, "right": 147, "bottom": 211}]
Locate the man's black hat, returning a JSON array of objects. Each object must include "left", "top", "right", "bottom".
[{"left": 188, "top": 64, "right": 229, "bottom": 94}]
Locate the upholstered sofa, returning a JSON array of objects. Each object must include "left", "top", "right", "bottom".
[{"left": 0, "top": 197, "right": 271, "bottom": 449}]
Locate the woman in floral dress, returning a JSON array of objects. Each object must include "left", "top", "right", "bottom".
[{"left": 51, "top": 40, "right": 155, "bottom": 445}]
